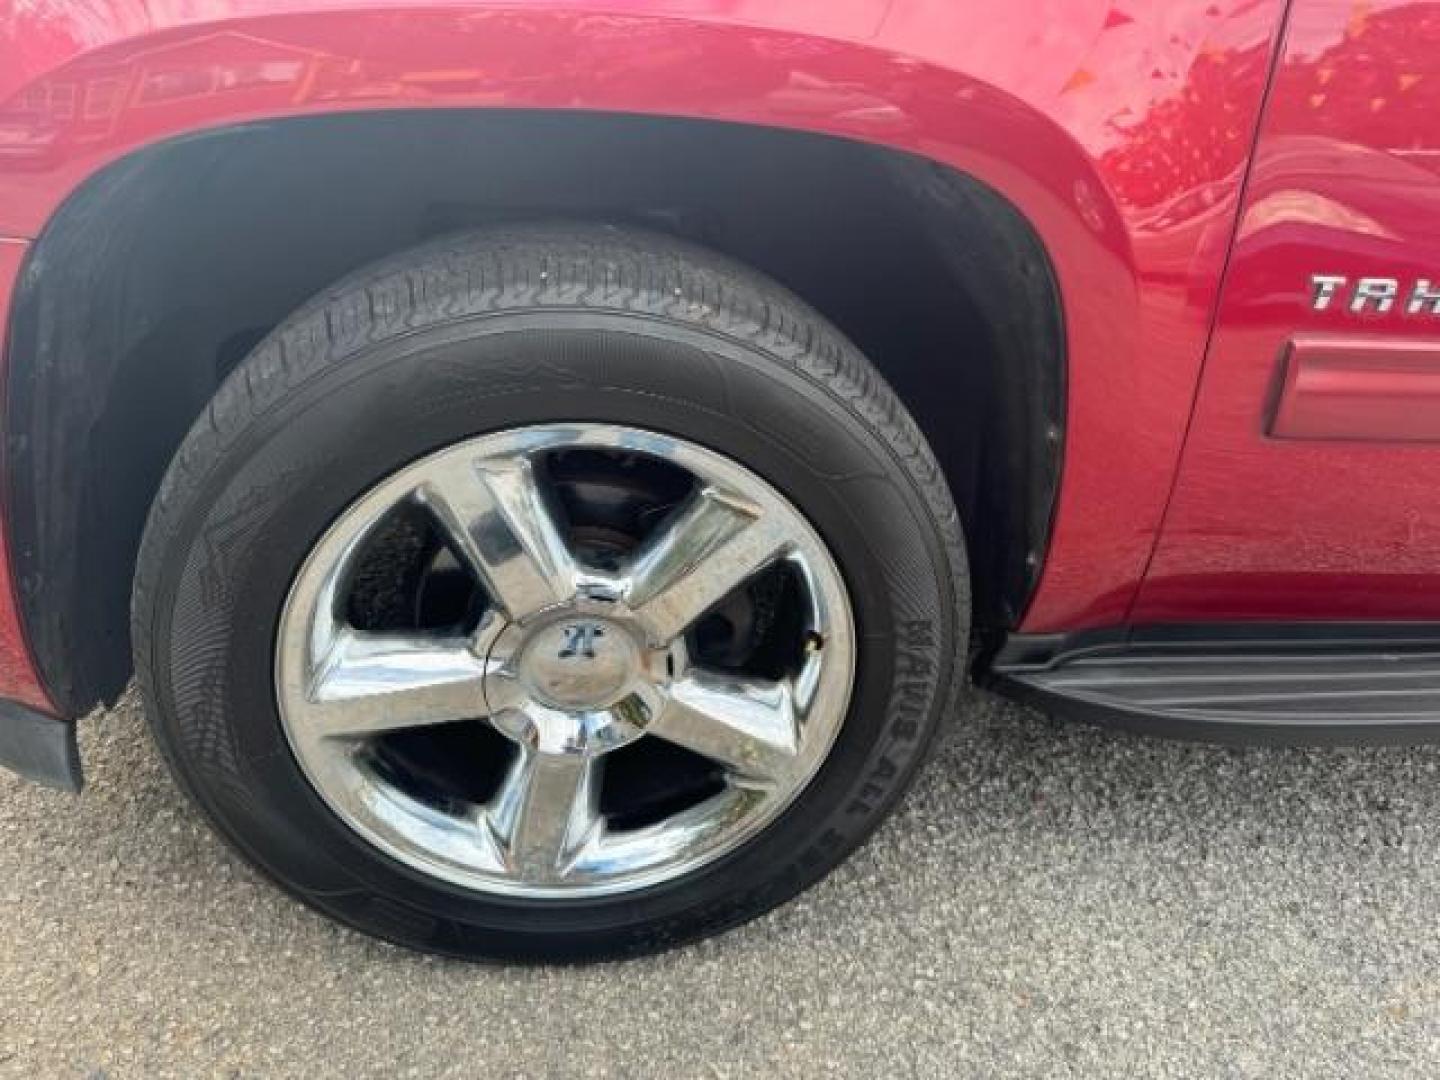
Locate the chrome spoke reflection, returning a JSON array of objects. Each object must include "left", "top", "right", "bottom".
[
  {"left": 487, "top": 746, "right": 603, "bottom": 879},
  {"left": 300, "top": 630, "right": 490, "bottom": 737},
  {"left": 626, "top": 487, "right": 791, "bottom": 645},
  {"left": 648, "top": 670, "right": 800, "bottom": 782},
  {"left": 419, "top": 452, "right": 578, "bottom": 622}
]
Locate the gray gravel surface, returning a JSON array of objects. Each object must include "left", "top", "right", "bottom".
[{"left": 4, "top": 687, "right": 1440, "bottom": 1078}]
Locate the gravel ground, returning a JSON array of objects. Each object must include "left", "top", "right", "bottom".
[{"left": 4, "top": 688, "right": 1440, "bottom": 1078}]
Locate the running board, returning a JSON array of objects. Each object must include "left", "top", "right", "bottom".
[{"left": 986, "top": 625, "right": 1440, "bottom": 744}]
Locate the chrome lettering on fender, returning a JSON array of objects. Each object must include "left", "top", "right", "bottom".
[{"left": 1310, "top": 274, "right": 1440, "bottom": 315}]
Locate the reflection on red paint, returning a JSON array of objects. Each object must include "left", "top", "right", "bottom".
[{"left": 1138, "top": 1, "right": 1440, "bottom": 624}]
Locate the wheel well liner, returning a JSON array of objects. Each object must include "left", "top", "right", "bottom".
[{"left": 4, "top": 109, "right": 1063, "bottom": 714}]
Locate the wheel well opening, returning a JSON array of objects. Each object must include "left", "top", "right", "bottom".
[{"left": 5, "top": 109, "right": 1063, "bottom": 713}]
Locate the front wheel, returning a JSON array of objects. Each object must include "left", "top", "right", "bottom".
[{"left": 133, "top": 225, "right": 968, "bottom": 960}]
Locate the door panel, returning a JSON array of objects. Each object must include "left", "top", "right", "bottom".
[{"left": 1135, "top": 0, "right": 1440, "bottom": 623}]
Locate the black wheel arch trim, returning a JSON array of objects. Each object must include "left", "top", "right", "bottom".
[{"left": 2, "top": 108, "right": 1065, "bottom": 716}]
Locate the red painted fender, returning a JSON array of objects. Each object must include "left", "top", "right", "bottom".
[{"left": 0, "top": 1, "right": 1289, "bottom": 708}]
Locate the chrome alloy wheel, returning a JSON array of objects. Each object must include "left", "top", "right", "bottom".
[{"left": 275, "top": 424, "right": 855, "bottom": 898}]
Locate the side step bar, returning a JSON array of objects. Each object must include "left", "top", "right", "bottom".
[{"left": 987, "top": 625, "right": 1440, "bottom": 744}]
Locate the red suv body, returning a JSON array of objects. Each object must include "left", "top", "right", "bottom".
[{"left": 3, "top": 0, "right": 1439, "bottom": 959}]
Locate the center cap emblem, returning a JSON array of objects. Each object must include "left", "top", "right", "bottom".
[
  {"left": 558, "top": 622, "right": 605, "bottom": 660},
  {"left": 517, "top": 617, "right": 639, "bottom": 711}
]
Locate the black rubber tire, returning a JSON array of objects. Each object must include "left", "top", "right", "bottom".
[{"left": 132, "top": 224, "right": 969, "bottom": 962}]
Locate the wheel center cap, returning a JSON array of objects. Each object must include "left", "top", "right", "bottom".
[{"left": 516, "top": 617, "right": 639, "bottom": 710}]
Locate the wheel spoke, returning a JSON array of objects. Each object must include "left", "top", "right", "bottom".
[
  {"left": 625, "top": 487, "right": 791, "bottom": 644},
  {"left": 299, "top": 630, "right": 490, "bottom": 738},
  {"left": 487, "top": 747, "right": 603, "bottom": 879},
  {"left": 648, "top": 669, "right": 800, "bottom": 782},
  {"left": 419, "top": 452, "right": 578, "bottom": 622}
]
